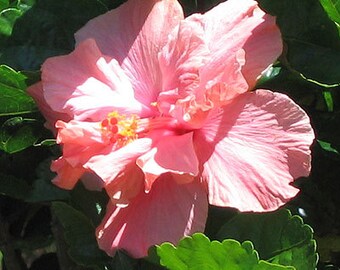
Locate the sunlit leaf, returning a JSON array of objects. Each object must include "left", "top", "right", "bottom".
[
  {"left": 0, "top": 8, "right": 22, "bottom": 36},
  {"left": 0, "top": 0, "right": 9, "bottom": 11},
  {"left": 318, "top": 140, "right": 339, "bottom": 154},
  {"left": 319, "top": 0, "right": 340, "bottom": 24},
  {"left": 0, "top": 117, "right": 41, "bottom": 153},
  {"left": 0, "top": 0, "right": 35, "bottom": 39},
  {"left": 0, "top": 65, "right": 36, "bottom": 116},
  {"left": 322, "top": 91, "right": 334, "bottom": 112},
  {"left": 156, "top": 233, "right": 294, "bottom": 270}
]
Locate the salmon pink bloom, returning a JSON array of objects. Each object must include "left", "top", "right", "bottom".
[{"left": 28, "top": 0, "right": 314, "bottom": 258}]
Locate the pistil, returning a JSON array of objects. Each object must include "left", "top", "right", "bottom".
[{"left": 100, "top": 111, "right": 179, "bottom": 147}]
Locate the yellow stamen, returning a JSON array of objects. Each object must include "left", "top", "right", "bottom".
[{"left": 100, "top": 111, "right": 139, "bottom": 146}]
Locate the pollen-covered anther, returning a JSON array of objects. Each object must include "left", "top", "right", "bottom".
[{"left": 100, "top": 112, "right": 139, "bottom": 146}]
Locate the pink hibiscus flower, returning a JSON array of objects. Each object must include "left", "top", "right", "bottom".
[{"left": 28, "top": 0, "right": 314, "bottom": 258}]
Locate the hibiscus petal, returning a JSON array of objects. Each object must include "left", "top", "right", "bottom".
[
  {"left": 52, "top": 120, "right": 109, "bottom": 189},
  {"left": 105, "top": 164, "right": 144, "bottom": 207},
  {"left": 55, "top": 120, "right": 109, "bottom": 169},
  {"left": 194, "top": 89, "right": 314, "bottom": 212},
  {"left": 56, "top": 120, "right": 104, "bottom": 146},
  {"left": 75, "top": 0, "right": 184, "bottom": 106},
  {"left": 241, "top": 14, "right": 282, "bottom": 89},
  {"left": 84, "top": 138, "right": 153, "bottom": 185},
  {"left": 54, "top": 118, "right": 153, "bottom": 191},
  {"left": 27, "top": 82, "right": 71, "bottom": 133},
  {"left": 158, "top": 19, "right": 209, "bottom": 96},
  {"left": 136, "top": 132, "right": 199, "bottom": 191},
  {"left": 42, "top": 39, "right": 146, "bottom": 121},
  {"left": 194, "top": 0, "right": 282, "bottom": 95},
  {"left": 51, "top": 157, "right": 85, "bottom": 189},
  {"left": 96, "top": 175, "right": 208, "bottom": 258}
]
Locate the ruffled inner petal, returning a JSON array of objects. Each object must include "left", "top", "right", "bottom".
[
  {"left": 84, "top": 137, "right": 153, "bottom": 185},
  {"left": 51, "top": 157, "right": 85, "bottom": 190},
  {"left": 42, "top": 39, "right": 147, "bottom": 122},
  {"left": 136, "top": 132, "right": 199, "bottom": 191},
  {"left": 52, "top": 120, "right": 109, "bottom": 189},
  {"left": 105, "top": 164, "right": 144, "bottom": 207},
  {"left": 157, "top": 0, "right": 282, "bottom": 128},
  {"left": 75, "top": 0, "right": 184, "bottom": 107},
  {"left": 158, "top": 19, "right": 209, "bottom": 98},
  {"left": 194, "top": 89, "right": 314, "bottom": 211},
  {"left": 195, "top": 0, "right": 282, "bottom": 95},
  {"left": 96, "top": 175, "right": 208, "bottom": 258}
]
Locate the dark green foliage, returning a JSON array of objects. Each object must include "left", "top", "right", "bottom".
[
  {"left": 216, "top": 210, "right": 317, "bottom": 270},
  {"left": 258, "top": 0, "right": 340, "bottom": 85},
  {"left": 0, "top": 0, "right": 339, "bottom": 269}
]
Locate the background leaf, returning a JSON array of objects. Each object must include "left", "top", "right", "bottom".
[
  {"left": 0, "top": 65, "right": 36, "bottom": 116},
  {"left": 258, "top": 0, "right": 340, "bottom": 85},
  {"left": 110, "top": 250, "right": 138, "bottom": 270},
  {"left": 27, "top": 158, "right": 70, "bottom": 202},
  {"left": 0, "top": 0, "right": 34, "bottom": 39},
  {"left": 0, "top": 0, "right": 109, "bottom": 70},
  {"left": 51, "top": 202, "right": 110, "bottom": 269},
  {"left": 0, "top": 117, "right": 42, "bottom": 153},
  {"left": 0, "top": 172, "right": 30, "bottom": 200},
  {"left": 216, "top": 209, "right": 318, "bottom": 270}
]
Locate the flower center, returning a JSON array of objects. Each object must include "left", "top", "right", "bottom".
[
  {"left": 100, "top": 112, "right": 138, "bottom": 146},
  {"left": 100, "top": 111, "right": 182, "bottom": 146}
]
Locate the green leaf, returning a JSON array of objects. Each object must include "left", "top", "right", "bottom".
[
  {"left": 0, "top": 0, "right": 9, "bottom": 10},
  {"left": 52, "top": 202, "right": 110, "bottom": 268},
  {"left": 0, "top": 0, "right": 34, "bottom": 42},
  {"left": 322, "top": 91, "right": 334, "bottom": 112},
  {"left": 258, "top": 0, "right": 340, "bottom": 85},
  {"left": 317, "top": 140, "right": 340, "bottom": 154},
  {"left": 0, "top": 172, "right": 31, "bottom": 200},
  {"left": 27, "top": 159, "right": 70, "bottom": 202},
  {"left": 256, "top": 66, "right": 282, "bottom": 87},
  {"left": 111, "top": 250, "right": 138, "bottom": 270},
  {"left": 285, "top": 39, "right": 340, "bottom": 86},
  {"left": 216, "top": 209, "right": 318, "bottom": 270},
  {"left": 0, "top": 8, "right": 22, "bottom": 36},
  {"left": 1, "top": 0, "right": 108, "bottom": 69},
  {"left": 0, "top": 117, "right": 41, "bottom": 153},
  {"left": 70, "top": 183, "right": 108, "bottom": 226},
  {"left": 0, "top": 65, "right": 36, "bottom": 116},
  {"left": 319, "top": 0, "right": 340, "bottom": 24},
  {"left": 0, "top": 45, "right": 68, "bottom": 71},
  {"left": 156, "top": 233, "right": 294, "bottom": 270}
]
